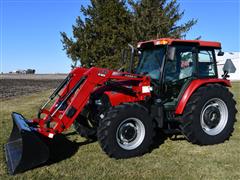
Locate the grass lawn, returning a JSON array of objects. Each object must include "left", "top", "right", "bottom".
[{"left": 0, "top": 83, "right": 239, "bottom": 179}]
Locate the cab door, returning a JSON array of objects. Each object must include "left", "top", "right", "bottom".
[{"left": 162, "top": 45, "right": 198, "bottom": 109}]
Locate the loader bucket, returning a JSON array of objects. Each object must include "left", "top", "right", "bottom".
[{"left": 5, "top": 112, "right": 49, "bottom": 175}]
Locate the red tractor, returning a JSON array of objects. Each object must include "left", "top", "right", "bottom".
[{"left": 5, "top": 38, "right": 237, "bottom": 174}]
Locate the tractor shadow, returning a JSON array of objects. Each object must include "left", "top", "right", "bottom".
[
  {"left": 43, "top": 132, "right": 96, "bottom": 166},
  {"left": 151, "top": 131, "right": 187, "bottom": 151},
  {"left": 150, "top": 131, "right": 168, "bottom": 152},
  {"left": 36, "top": 131, "right": 186, "bottom": 171}
]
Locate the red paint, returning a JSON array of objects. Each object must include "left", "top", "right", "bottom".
[
  {"left": 175, "top": 78, "right": 231, "bottom": 115},
  {"left": 138, "top": 38, "right": 221, "bottom": 49},
  {"left": 105, "top": 92, "right": 138, "bottom": 106}
]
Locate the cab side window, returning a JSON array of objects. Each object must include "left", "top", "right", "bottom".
[
  {"left": 164, "top": 46, "right": 195, "bottom": 82},
  {"left": 179, "top": 51, "right": 194, "bottom": 79},
  {"left": 198, "top": 50, "right": 216, "bottom": 77}
]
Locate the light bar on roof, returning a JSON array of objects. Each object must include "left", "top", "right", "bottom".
[{"left": 155, "top": 39, "right": 168, "bottom": 45}]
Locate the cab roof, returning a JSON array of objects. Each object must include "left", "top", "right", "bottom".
[{"left": 137, "top": 38, "right": 221, "bottom": 49}]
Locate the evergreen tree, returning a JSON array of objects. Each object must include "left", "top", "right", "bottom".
[
  {"left": 61, "top": 0, "right": 132, "bottom": 69},
  {"left": 61, "top": 0, "right": 197, "bottom": 69},
  {"left": 129, "top": 0, "right": 197, "bottom": 42}
]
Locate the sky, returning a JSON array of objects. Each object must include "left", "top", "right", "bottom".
[{"left": 0, "top": 0, "right": 239, "bottom": 73}]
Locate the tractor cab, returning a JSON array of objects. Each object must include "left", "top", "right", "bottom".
[{"left": 132, "top": 38, "right": 223, "bottom": 109}]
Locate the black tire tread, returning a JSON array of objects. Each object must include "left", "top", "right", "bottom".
[
  {"left": 73, "top": 117, "right": 97, "bottom": 140},
  {"left": 97, "top": 103, "right": 155, "bottom": 158},
  {"left": 180, "top": 83, "right": 237, "bottom": 145}
]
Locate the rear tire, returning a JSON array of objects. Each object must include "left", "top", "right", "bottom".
[
  {"left": 180, "top": 84, "right": 237, "bottom": 145},
  {"left": 97, "top": 103, "right": 155, "bottom": 158}
]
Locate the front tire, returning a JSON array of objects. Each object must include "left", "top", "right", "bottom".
[
  {"left": 180, "top": 84, "right": 237, "bottom": 145},
  {"left": 97, "top": 103, "right": 155, "bottom": 158}
]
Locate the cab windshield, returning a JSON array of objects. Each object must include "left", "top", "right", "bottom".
[{"left": 136, "top": 47, "right": 166, "bottom": 80}]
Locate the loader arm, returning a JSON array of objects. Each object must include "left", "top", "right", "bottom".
[{"left": 34, "top": 67, "right": 151, "bottom": 138}]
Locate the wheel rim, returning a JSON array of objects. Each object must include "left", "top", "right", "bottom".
[
  {"left": 116, "top": 118, "right": 145, "bottom": 150},
  {"left": 200, "top": 98, "right": 228, "bottom": 136}
]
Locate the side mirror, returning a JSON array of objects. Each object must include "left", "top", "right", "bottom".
[
  {"left": 167, "top": 47, "right": 176, "bottom": 61},
  {"left": 223, "top": 59, "right": 236, "bottom": 73},
  {"left": 222, "top": 59, "right": 236, "bottom": 79},
  {"left": 217, "top": 50, "right": 224, "bottom": 56}
]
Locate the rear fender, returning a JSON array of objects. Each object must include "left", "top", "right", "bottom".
[{"left": 175, "top": 78, "right": 231, "bottom": 115}]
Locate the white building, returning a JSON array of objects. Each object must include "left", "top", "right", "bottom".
[{"left": 216, "top": 52, "right": 240, "bottom": 81}]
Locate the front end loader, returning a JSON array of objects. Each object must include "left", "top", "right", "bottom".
[
  {"left": 5, "top": 38, "right": 237, "bottom": 175},
  {"left": 5, "top": 67, "right": 151, "bottom": 174}
]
